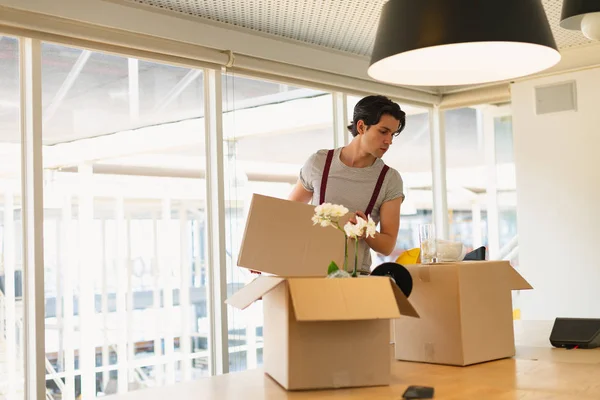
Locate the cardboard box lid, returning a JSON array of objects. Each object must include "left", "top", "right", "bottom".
[
  {"left": 411, "top": 261, "right": 532, "bottom": 290},
  {"left": 226, "top": 276, "right": 419, "bottom": 321},
  {"left": 225, "top": 276, "right": 285, "bottom": 310},
  {"left": 237, "top": 194, "right": 364, "bottom": 277},
  {"left": 505, "top": 264, "right": 533, "bottom": 290},
  {"left": 454, "top": 261, "right": 533, "bottom": 291},
  {"left": 288, "top": 277, "right": 418, "bottom": 321}
]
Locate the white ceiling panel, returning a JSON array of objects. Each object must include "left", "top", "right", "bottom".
[{"left": 121, "top": 0, "right": 593, "bottom": 56}]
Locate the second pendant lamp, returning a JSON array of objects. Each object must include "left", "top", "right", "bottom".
[
  {"left": 368, "top": 0, "right": 561, "bottom": 86},
  {"left": 560, "top": 0, "right": 600, "bottom": 41}
]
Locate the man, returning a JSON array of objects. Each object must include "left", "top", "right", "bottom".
[{"left": 288, "top": 95, "right": 406, "bottom": 274}]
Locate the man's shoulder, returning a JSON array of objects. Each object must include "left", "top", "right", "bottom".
[
  {"left": 314, "top": 148, "right": 332, "bottom": 157},
  {"left": 306, "top": 148, "right": 335, "bottom": 166},
  {"left": 383, "top": 164, "right": 403, "bottom": 182},
  {"left": 384, "top": 163, "right": 401, "bottom": 174}
]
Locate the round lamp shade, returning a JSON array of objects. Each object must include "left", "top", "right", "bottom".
[
  {"left": 368, "top": 0, "right": 561, "bottom": 86},
  {"left": 582, "top": 13, "right": 600, "bottom": 41},
  {"left": 561, "top": 0, "right": 600, "bottom": 41}
]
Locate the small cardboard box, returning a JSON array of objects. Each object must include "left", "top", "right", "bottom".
[
  {"left": 226, "top": 194, "right": 419, "bottom": 390},
  {"left": 227, "top": 275, "right": 418, "bottom": 390},
  {"left": 393, "top": 261, "right": 533, "bottom": 366},
  {"left": 236, "top": 193, "right": 364, "bottom": 276}
]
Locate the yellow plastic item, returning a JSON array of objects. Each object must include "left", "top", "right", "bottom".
[
  {"left": 513, "top": 309, "right": 521, "bottom": 320},
  {"left": 396, "top": 247, "right": 421, "bottom": 265}
]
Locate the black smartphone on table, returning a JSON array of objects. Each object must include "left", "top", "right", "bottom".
[{"left": 402, "top": 385, "right": 434, "bottom": 399}]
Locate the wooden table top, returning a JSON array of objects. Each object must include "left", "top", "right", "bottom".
[{"left": 109, "top": 320, "right": 600, "bottom": 400}]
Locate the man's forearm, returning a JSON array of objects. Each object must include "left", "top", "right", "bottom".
[{"left": 365, "top": 231, "right": 396, "bottom": 256}]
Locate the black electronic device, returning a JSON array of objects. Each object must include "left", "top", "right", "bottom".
[
  {"left": 402, "top": 385, "right": 434, "bottom": 399},
  {"left": 549, "top": 317, "right": 600, "bottom": 349},
  {"left": 370, "top": 262, "right": 413, "bottom": 298},
  {"left": 463, "top": 246, "right": 486, "bottom": 261}
]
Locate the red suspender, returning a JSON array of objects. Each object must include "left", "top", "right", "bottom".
[
  {"left": 319, "top": 149, "right": 335, "bottom": 205},
  {"left": 319, "top": 149, "right": 389, "bottom": 216},
  {"left": 364, "top": 165, "right": 389, "bottom": 216}
]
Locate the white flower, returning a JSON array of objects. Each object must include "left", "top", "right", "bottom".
[
  {"left": 344, "top": 221, "right": 361, "bottom": 238},
  {"left": 312, "top": 203, "right": 349, "bottom": 228},
  {"left": 343, "top": 215, "right": 377, "bottom": 239},
  {"left": 343, "top": 216, "right": 365, "bottom": 239},
  {"left": 365, "top": 215, "right": 376, "bottom": 239},
  {"left": 330, "top": 205, "right": 349, "bottom": 218},
  {"left": 315, "top": 203, "right": 348, "bottom": 218}
]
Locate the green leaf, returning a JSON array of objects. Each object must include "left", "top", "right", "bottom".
[{"left": 327, "top": 261, "right": 340, "bottom": 274}]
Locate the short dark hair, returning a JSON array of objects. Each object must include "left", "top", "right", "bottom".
[{"left": 347, "top": 95, "right": 406, "bottom": 137}]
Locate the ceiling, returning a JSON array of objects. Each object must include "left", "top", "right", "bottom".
[
  {"left": 121, "top": 0, "right": 594, "bottom": 56},
  {"left": 109, "top": 0, "right": 600, "bottom": 96}
]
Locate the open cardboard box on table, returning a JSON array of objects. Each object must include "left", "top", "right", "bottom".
[
  {"left": 226, "top": 194, "right": 419, "bottom": 390},
  {"left": 392, "top": 261, "right": 533, "bottom": 366}
]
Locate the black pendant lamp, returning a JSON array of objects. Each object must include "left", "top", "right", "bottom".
[
  {"left": 368, "top": 0, "right": 561, "bottom": 86},
  {"left": 560, "top": 0, "right": 600, "bottom": 41}
]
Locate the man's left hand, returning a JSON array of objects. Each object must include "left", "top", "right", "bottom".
[{"left": 349, "top": 210, "right": 368, "bottom": 239}]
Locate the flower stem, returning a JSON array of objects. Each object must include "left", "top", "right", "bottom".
[
  {"left": 352, "top": 239, "right": 359, "bottom": 277},
  {"left": 344, "top": 235, "right": 348, "bottom": 272}
]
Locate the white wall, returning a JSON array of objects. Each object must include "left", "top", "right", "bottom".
[{"left": 512, "top": 67, "right": 600, "bottom": 320}]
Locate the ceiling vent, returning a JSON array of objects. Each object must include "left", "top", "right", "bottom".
[{"left": 535, "top": 81, "right": 578, "bottom": 115}]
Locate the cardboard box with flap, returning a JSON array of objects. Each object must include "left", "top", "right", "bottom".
[
  {"left": 226, "top": 194, "right": 419, "bottom": 390},
  {"left": 392, "top": 261, "right": 533, "bottom": 366}
]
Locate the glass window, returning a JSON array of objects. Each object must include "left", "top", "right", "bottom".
[
  {"left": 444, "top": 107, "right": 488, "bottom": 252},
  {"left": 0, "top": 35, "right": 25, "bottom": 400},
  {"left": 41, "top": 43, "right": 209, "bottom": 398},
  {"left": 444, "top": 107, "right": 518, "bottom": 261},
  {"left": 222, "top": 74, "right": 334, "bottom": 372},
  {"left": 495, "top": 114, "right": 518, "bottom": 264}
]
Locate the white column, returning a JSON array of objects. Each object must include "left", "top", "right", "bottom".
[
  {"left": 77, "top": 163, "right": 96, "bottom": 400},
  {"left": 101, "top": 218, "right": 109, "bottom": 391},
  {"left": 193, "top": 221, "right": 202, "bottom": 289},
  {"left": 481, "top": 108, "right": 500, "bottom": 258},
  {"left": 126, "top": 216, "right": 135, "bottom": 385},
  {"left": 204, "top": 68, "right": 229, "bottom": 375},
  {"left": 245, "top": 306, "right": 257, "bottom": 370},
  {"left": 192, "top": 218, "right": 203, "bottom": 367},
  {"left": 151, "top": 211, "right": 163, "bottom": 385},
  {"left": 115, "top": 197, "right": 128, "bottom": 394},
  {"left": 55, "top": 214, "right": 63, "bottom": 374},
  {"left": 161, "top": 198, "right": 175, "bottom": 384},
  {"left": 429, "top": 106, "right": 449, "bottom": 239},
  {"left": 19, "top": 37, "right": 46, "bottom": 400},
  {"left": 61, "top": 195, "right": 75, "bottom": 400},
  {"left": 3, "top": 190, "right": 17, "bottom": 399},
  {"left": 179, "top": 203, "right": 192, "bottom": 381},
  {"left": 332, "top": 92, "right": 349, "bottom": 148}
]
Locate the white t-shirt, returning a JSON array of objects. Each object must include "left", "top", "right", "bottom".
[{"left": 299, "top": 147, "right": 405, "bottom": 272}]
